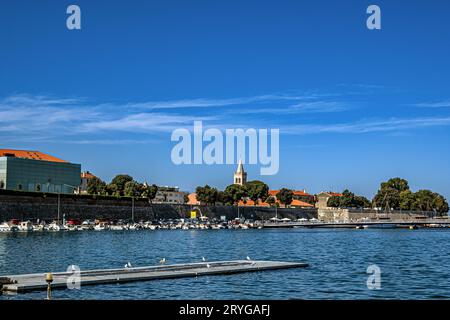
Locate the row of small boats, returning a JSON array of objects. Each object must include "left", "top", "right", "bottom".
[{"left": 0, "top": 220, "right": 260, "bottom": 233}]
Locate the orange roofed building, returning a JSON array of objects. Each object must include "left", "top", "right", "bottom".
[
  {"left": 0, "top": 149, "right": 81, "bottom": 194},
  {"left": 238, "top": 198, "right": 314, "bottom": 208},
  {"left": 269, "top": 189, "right": 316, "bottom": 205},
  {"left": 0, "top": 149, "right": 68, "bottom": 163},
  {"left": 78, "top": 171, "right": 98, "bottom": 194}
]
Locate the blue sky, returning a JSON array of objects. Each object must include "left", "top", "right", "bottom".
[{"left": 1, "top": 0, "right": 450, "bottom": 199}]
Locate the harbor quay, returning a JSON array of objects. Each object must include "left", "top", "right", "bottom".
[
  {"left": 0, "top": 189, "right": 317, "bottom": 223},
  {"left": 0, "top": 189, "right": 448, "bottom": 232}
]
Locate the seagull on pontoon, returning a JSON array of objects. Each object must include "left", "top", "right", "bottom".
[
  {"left": 206, "top": 263, "right": 211, "bottom": 268},
  {"left": 246, "top": 256, "right": 252, "bottom": 261},
  {"left": 124, "top": 262, "right": 132, "bottom": 268},
  {"left": 159, "top": 258, "right": 166, "bottom": 264}
]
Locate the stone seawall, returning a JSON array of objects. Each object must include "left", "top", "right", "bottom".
[
  {"left": 318, "top": 207, "right": 435, "bottom": 222},
  {"left": 0, "top": 191, "right": 318, "bottom": 221}
]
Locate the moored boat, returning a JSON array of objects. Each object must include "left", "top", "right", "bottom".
[{"left": 18, "top": 221, "right": 33, "bottom": 232}]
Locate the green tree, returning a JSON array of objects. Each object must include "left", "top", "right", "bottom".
[
  {"left": 339, "top": 189, "right": 355, "bottom": 207},
  {"left": 276, "top": 188, "right": 293, "bottom": 206},
  {"left": 124, "top": 181, "right": 141, "bottom": 197},
  {"left": 141, "top": 184, "right": 158, "bottom": 202},
  {"left": 111, "top": 174, "right": 133, "bottom": 196},
  {"left": 414, "top": 190, "right": 437, "bottom": 212},
  {"left": 183, "top": 193, "right": 190, "bottom": 204},
  {"left": 87, "top": 177, "right": 107, "bottom": 195},
  {"left": 217, "top": 190, "right": 233, "bottom": 205},
  {"left": 106, "top": 183, "right": 119, "bottom": 196},
  {"left": 399, "top": 190, "right": 416, "bottom": 210},
  {"left": 381, "top": 177, "right": 410, "bottom": 193},
  {"left": 373, "top": 177, "right": 410, "bottom": 210},
  {"left": 245, "top": 180, "right": 269, "bottom": 205},
  {"left": 195, "top": 185, "right": 218, "bottom": 205},
  {"left": 354, "top": 196, "right": 371, "bottom": 208},
  {"left": 327, "top": 190, "right": 371, "bottom": 208},
  {"left": 433, "top": 194, "right": 449, "bottom": 215},
  {"left": 224, "top": 184, "right": 248, "bottom": 205},
  {"left": 265, "top": 196, "right": 276, "bottom": 207},
  {"left": 327, "top": 196, "right": 341, "bottom": 208}
]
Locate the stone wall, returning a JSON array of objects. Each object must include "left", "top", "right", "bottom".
[
  {"left": 0, "top": 190, "right": 318, "bottom": 222},
  {"left": 318, "top": 207, "right": 435, "bottom": 222}
]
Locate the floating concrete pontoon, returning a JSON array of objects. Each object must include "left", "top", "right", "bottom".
[{"left": 1, "top": 260, "right": 308, "bottom": 293}]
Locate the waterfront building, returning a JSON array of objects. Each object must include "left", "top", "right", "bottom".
[
  {"left": 315, "top": 191, "right": 343, "bottom": 209},
  {"left": 154, "top": 186, "right": 187, "bottom": 204},
  {"left": 0, "top": 149, "right": 81, "bottom": 194},
  {"left": 78, "top": 171, "right": 97, "bottom": 194},
  {"left": 233, "top": 159, "right": 247, "bottom": 185},
  {"left": 269, "top": 190, "right": 315, "bottom": 205},
  {"left": 237, "top": 197, "right": 314, "bottom": 208}
]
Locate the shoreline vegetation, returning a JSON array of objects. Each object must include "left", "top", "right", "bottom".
[{"left": 84, "top": 175, "right": 448, "bottom": 215}]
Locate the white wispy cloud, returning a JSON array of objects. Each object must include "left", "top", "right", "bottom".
[
  {"left": 219, "top": 100, "right": 347, "bottom": 116},
  {"left": 2, "top": 93, "right": 82, "bottom": 106},
  {"left": 414, "top": 100, "right": 450, "bottom": 108},
  {"left": 124, "top": 93, "right": 326, "bottom": 110},
  {"left": 282, "top": 117, "right": 450, "bottom": 135},
  {"left": 82, "top": 113, "right": 215, "bottom": 133},
  {"left": 2, "top": 93, "right": 450, "bottom": 145}
]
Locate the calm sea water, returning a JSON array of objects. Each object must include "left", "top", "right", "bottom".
[{"left": 0, "top": 228, "right": 449, "bottom": 300}]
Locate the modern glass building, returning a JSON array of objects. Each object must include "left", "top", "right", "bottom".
[{"left": 0, "top": 149, "right": 81, "bottom": 194}]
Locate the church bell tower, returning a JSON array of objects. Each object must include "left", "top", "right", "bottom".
[{"left": 233, "top": 159, "right": 247, "bottom": 185}]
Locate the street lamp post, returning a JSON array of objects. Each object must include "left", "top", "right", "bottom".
[
  {"left": 55, "top": 184, "right": 78, "bottom": 224},
  {"left": 131, "top": 197, "right": 135, "bottom": 223}
]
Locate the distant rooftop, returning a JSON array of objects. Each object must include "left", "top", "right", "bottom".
[
  {"left": 0, "top": 149, "right": 68, "bottom": 163},
  {"left": 269, "top": 190, "right": 313, "bottom": 197},
  {"left": 81, "top": 171, "right": 96, "bottom": 179}
]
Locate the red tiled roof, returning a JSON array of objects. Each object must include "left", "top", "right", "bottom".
[
  {"left": 0, "top": 149, "right": 68, "bottom": 163},
  {"left": 238, "top": 199, "right": 271, "bottom": 207},
  {"left": 290, "top": 199, "right": 314, "bottom": 207},
  {"left": 238, "top": 197, "right": 313, "bottom": 208},
  {"left": 269, "top": 190, "right": 313, "bottom": 197},
  {"left": 81, "top": 171, "right": 96, "bottom": 179}
]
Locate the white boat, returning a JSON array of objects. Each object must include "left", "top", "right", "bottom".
[
  {"left": 81, "top": 220, "right": 94, "bottom": 230},
  {"left": 32, "top": 224, "right": 45, "bottom": 232},
  {"left": 94, "top": 223, "right": 108, "bottom": 231},
  {"left": 129, "top": 224, "right": 139, "bottom": 230},
  {"left": 0, "top": 222, "right": 13, "bottom": 232},
  {"left": 18, "top": 221, "right": 33, "bottom": 232},
  {"left": 110, "top": 225, "right": 124, "bottom": 231},
  {"left": 48, "top": 222, "right": 68, "bottom": 231},
  {"left": 66, "top": 225, "right": 78, "bottom": 231}
]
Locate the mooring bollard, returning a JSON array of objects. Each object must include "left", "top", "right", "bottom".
[{"left": 45, "top": 273, "right": 53, "bottom": 300}]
